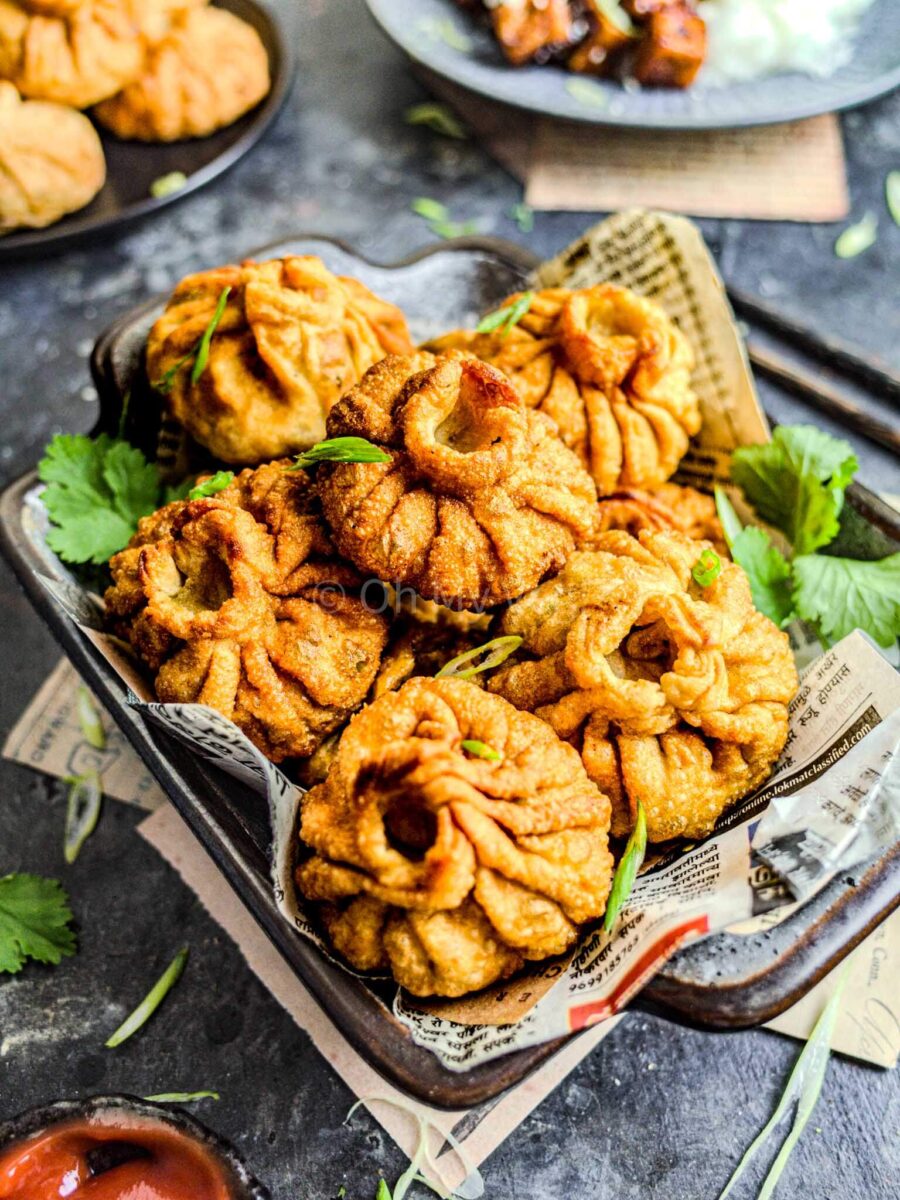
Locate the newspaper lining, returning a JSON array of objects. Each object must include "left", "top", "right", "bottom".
[{"left": 21, "top": 210, "right": 900, "bottom": 1071}]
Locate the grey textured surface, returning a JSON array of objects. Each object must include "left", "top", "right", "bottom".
[{"left": 0, "top": 1, "right": 898, "bottom": 1197}]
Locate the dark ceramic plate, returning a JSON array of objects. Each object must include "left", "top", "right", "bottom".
[
  {"left": 365, "top": 0, "right": 900, "bottom": 130},
  {"left": 0, "top": 1095, "right": 269, "bottom": 1198},
  {"left": 1, "top": 236, "right": 898, "bottom": 1108},
  {"left": 0, "top": 0, "right": 293, "bottom": 262}
]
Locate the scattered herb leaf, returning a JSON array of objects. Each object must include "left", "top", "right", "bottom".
[
  {"left": 38, "top": 434, "right": 161, "bottom": 565},
  {"left": 64, "top": 771, "right": 103, "bottom": 865},
  {"left": 188, "top": 470, "right": 234, "bottom": 500},
  {"left": 411, "top": 198, "right": 479, "bottom": 240},
  {"left": 461, "top": 740, "right": 502, "bottom": 763},
  {"left": 292, "top": 437, "right": 392, "bottom": 470},
  {"left": 150, "top": 171, "right": 188, "bottom": 200},
  {"left": 405, "top": 103, "right": 467, "bottom": 140},
  {"left": 731, "top": 426, "right": 858, "bottom": 557},
  {"left": 603, "top": 800, "right": 647, "bottom": 933},
  {"left": 0, "top": 874, "right": 77, "bottom": 974},
  {"left": 106, "top": 946, "right": 189, "bottom": 1048},
  {"left": 411, "top": 197, "right": 449, "bottom": 222},
  {"left": 145, "top": 1091, "right": 220, "bottom": 1103},
  {"left": 509, "top": 202, "right": 534, "bottom": 233},
  {"left": 887, "top": 171, "right": 900, "bottom": 227},
  {"left": 717, "top": 969, "right": 849, "bottom": 1200},
  {"left": 375, "top": 1181, "right": 392, "bottom": 1200},
  {"left": 834, "top": 212, "right": 878, "bottom": 259},
  {"left": 76, "top": 685, "right": 106, "bottom": 750},
  {"left": 336, "top": 1188, "right": 347, "bottom": 1200},
  {"left": 565, "top": 78, "right": 610, "bottom": 108},
  {"left": 792, "top": 553, "right": 900, "bottom": 649},
  {"left": 418, "top": 16, "right": 473, "bottom": 53},
  {"left": 476, "top": 291, "right": 534, "bottom": 337},
  {"left": 713, "top": 486, "right": 745, "bottom": 550},
  {"left": 731, "top": 527, "right": 795, "bottom": 629},
  {"left": 436, "top": 635, "right": 523, "bottom": 680},
  {"left": 691, "top": 548, "right": 722, "bottom": 588},
  {"left": 190, "top": 287, "right": 231, "bottom": 385}
]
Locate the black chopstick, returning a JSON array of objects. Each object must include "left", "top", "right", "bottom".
[
  {"left": 728, "top": 285, "right": 900, "bottom": 410},
  {"left": 747, "top": 340, "right": 900, "bottom": 457}
]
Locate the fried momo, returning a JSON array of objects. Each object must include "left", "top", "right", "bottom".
[
  {"left": 0, "top": 0, "right": 145, "bottom": 107},
  {"left": 296, "top": 677, "right": 614, "bottom": 997},
  {"left": 428, "top": 284, "right": 701, "bottom": 495},
  {"left": 105, "top": 461, "right": 390, "bottom": 762},
  {"left": 585, "top": 482, "right": 726, "bottom": 556},
  {"left": 94, "top": 6, "right": 270, "bottom": 141},
  {"left": 0, "top": 81, "right": 105, "bottom": 231},
  {"left": 490, "top": 530, "right": 797, "bottom": 843},
  {"left": 317, "top": 353, "right": 598, "bottom": 610},
  {"left": 145, "top": 256, "right": 415, "bottom": 464}
]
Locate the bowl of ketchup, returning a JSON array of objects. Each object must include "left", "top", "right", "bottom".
[{"left": 0, "top": 1095, "right": 269, "bottom": 1200}]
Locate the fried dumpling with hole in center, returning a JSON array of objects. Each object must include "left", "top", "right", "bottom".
[
  {"left": 0, "top": 81, "right": 105, "bottom": 231},
  {"left": 0, "top": 0, "right": 145, "bottom": 107},
  {"left": 489, "top": 530, "right": 797, "bottom": 843},
  {"left": 94, "top": 6, "right": 270, "bottom": 141},
  {"left": 104, "top": 461, "right": 390, "bottom": 763},
  {"left": 428, "top": 284, "right": 701, "bottom": 495},
  {"left": 145, "top": 256, "right": 415, "bottom": 465},
  {"left": 317, "top": 352, "right": 598, "bottom": 610},
  {"left": 296, "top": 676, "right": 614, "bottom": 997}
]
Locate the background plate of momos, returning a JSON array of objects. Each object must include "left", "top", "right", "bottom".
[{"left": 0, "top": 0, "right": 292, "bottom": 256}]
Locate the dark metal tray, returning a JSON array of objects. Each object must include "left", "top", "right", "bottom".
[{"left": 2, "top": 236, "right": 898, "bottom": 1108}]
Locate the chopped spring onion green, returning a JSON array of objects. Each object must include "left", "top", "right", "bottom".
[
  {"left": 411, "top": 198, "right": 479, "bottom": 240},
  {"left": 713, "top": 486, "right": 744, "bottom": 550},
  {"left": 412, "top": 197, "right": 449, "bottom": 222},
  {"left": 509, "top": 202, "right": 534, "bottom": 234},
  {"left": 603, "top": 800, "right": 647, "bottom": 933},
  {"left": 461, "top": 740, "right": 502, "bottom": 763},
  {"left": 565, "top": 78, "right": 610, "bottom": 108},
  {"left": 188, "top": 470, "right": 234, "bottom": 500},
  {"left": 63, "top": 772, "right": 103, "bottom": 865},
  {"left": 191, "top": 287, "right": 231, "bottom": 385},
  {"left": 834, "top": 212, "right": 878, "bottom": 259},
  {"left": 292, "top": 437, "right": 392, "bottom": 470},
  {"left": 76, "top": 685, "right": 105, "bottom": 750},
  {"left": 418, "top": 17, "right": 473, "bottom": 53},
  {"left": 436, "top": 635, "right": 522, "bottom": 681},
  {"left": 717, "top": 968, "right": 849, "bottom": 1200},
  {"left": 145, "top": 1091, "right": 220, "bottom": 1103},
  {"left": 105, "top": 946, "right": 189, "bottom": 1048},
  {"left": 405, "top": 103, "right": 467, "bottom": 140},
  {"left": 476, "top": 291, "right": 534, "bottom": 338},
  {"left": 692, "top": 548, "right": 722, "bottom": 588},
  {"left": 886, "top": 171, "right": 900, "bottom": 227},
  {"left": 376, "top": 1181, "right": 393, "bottom": 1200},
  {"left": 150, "top": 171, "right": 188, "bottom": 199}
]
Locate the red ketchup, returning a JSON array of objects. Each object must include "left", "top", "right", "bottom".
[{"left": 0, "top": 1115, "right": 234, "bottom": 1199}]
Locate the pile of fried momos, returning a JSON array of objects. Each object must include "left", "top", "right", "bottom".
[
  {"left": 104, "top": 255, "right": 798, "bottom": 997},
  {"left": 0, "top": 0, "right": 269, "bottom": 232}
]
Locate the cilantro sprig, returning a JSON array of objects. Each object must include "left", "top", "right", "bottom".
[
  {"left": 719, "top": 424, "right": 900, "bottom": 648},
  {"left": 0, "top": 874, "right": 77, "bottom": 974}
]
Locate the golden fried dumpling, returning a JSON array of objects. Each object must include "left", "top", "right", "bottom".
[
  {"left": 428, "top": 284, "right": 701, "bottom": 495},
  {"left": 296, "top": 676, "right": 614, "bottom": 997},
  {"left": 135, "top": 0, "right": 206, "bottom": 45},
  {"left": 490, "top": 530, "right": 797, "bottom": 843},
  {"left": 0, "top": 0, "right": 145, "bottom": 107},
  {"left": 585, "top": 482, "right": 727, "bottom": 556},
  {"left": 105, "top": 461, "right": 390, "bottom": 763},
  {"left": 94, "top": 6, "right": 269, "bottom": 142},
  {"left": 145, "top": 256, "right": 415, "bottom": 465},
  {"left": 0, "top": 81, "right": 104, "bottom": 231},
  {"left": 317, "top": 353, "right": 598, "bottom": 610}
]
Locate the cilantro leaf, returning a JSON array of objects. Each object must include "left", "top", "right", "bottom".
[
  {"left": 731, "top": 427, "right": 858, "bottom": 556},
  {"left": 792, "top": 553, "right": 900, "bottom": 648},
  {"left": 0, "top": 874, "right": 77, "bottom": 974},
  {"left": 731, "top": 527, "right": 795, "bottom": 628},
  {"left": 38, "top": 434, "right": 162, "bottom": 565}
]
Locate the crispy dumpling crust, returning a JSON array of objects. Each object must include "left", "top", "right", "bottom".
[
  {"left": 105, "top": 461, "right": 390, "bottom": 762},
  {"left": 145, "top": 256, "right": 415, "bottom": 464},
  {"left": 428, "top": 284, "right": 701, "bottom": 495},
  {"left": 317, "top": 352, "right": 598, "bottom": 610},
  {"left": 584, "top": 482, "right": 727, "bottom": 555},
  {"left": 296, "top": 676, "right": 614, "bottom": 997},
  {"left": 94, "top": 6, "right": 270, "bottom": 141},
  {"left": 490, "top": 530, "right": 797, "bottom": 843},
  {"left": 0, "top": 81, "right": 105, "bottom": 231}
]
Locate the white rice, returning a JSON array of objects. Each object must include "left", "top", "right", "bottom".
[{"left": 697, "top": 0, "right": 878, "bottom": 85}]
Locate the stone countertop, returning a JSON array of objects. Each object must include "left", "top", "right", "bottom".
[{"left": 0, "top": 2, "right": 897, "bottom": 1197}]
